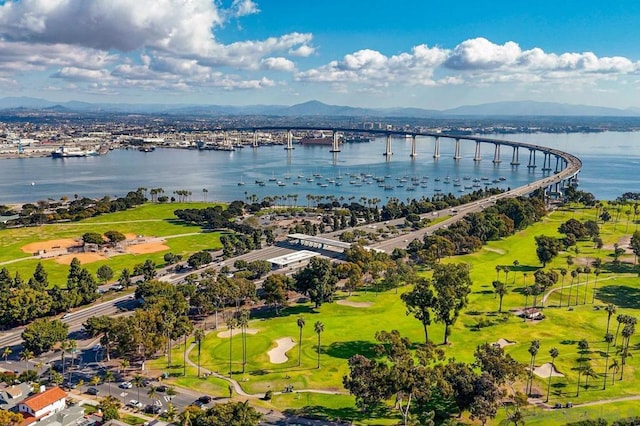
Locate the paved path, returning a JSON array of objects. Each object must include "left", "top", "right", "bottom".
[{"left": 541, "top": 275, "right": 624, "bottom": 305}]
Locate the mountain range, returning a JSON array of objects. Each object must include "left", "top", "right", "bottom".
[{"left": 1, "top": 97, "right": 639, "bottom": 118}]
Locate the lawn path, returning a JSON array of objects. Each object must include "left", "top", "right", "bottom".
[{"left": 0, "top": 256, "right": 36, "bottom": 265}]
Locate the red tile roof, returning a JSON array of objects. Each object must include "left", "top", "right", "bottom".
[{"left": 21, "top": 387, "right": 66, "bottom": 412}]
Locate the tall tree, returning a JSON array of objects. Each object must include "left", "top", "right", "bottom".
[
  {"left": 226, "top": 317, "right": 236, "bottom": 376},
  {"left": 432, "top": 263, "right": 472, "bottom": 344},
  {"left": 546, "top": 348, "right": 559, "bottom": 403},
  {"left": 492, "top": 280, "right": 508, "bottom": 313},
  {"left": 194, "top": 328, "right": 204, "bottom": 378},
  {"left": 293, "top": 257, "right": 338, "bottom": 308},
  {"left": 401, "top": 277, "right": 435, "bottom": 343},
  {"left": 605, "top": 304, "right": 617, "bottom": 335},
  {"left": 534, "top": 235, "right": 562, "bottom": 267},
  {"left": 314, "top": 321, "right": 324, "bottom": 369},
  {"left": 296, "top": 317, "right": 305, "bottom": 367},
  {"left": 526, "top": 340, "right": 540, "bottom": 396}
]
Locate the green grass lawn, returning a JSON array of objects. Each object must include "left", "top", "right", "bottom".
[
  {"left": 0, "top": 202, "right": 223, "bottom": 285},
  {"left": 151, "top": 206, "right": 640, "bottom": 424}
]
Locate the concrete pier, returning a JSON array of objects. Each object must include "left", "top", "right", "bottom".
[
  {"left": 330, "top": 131, "right": 340, "bottom": 153},
  {"left": 473, "top": 141, "right": 481, "bottom": 161},
  {"left": 433, "top": 136, "right": 440, "bottom": 158},
  {"left": 410, "top": 135, "right": 417, "bottom": 158},
  {"left": 252, "top": 130, "right": 258, "bottom": 148},
  {"left": 511, "top": 146, "right": 520, "bottom": 165},
  {"left": 284, "top": 130, "right": 294, "bottom": 150},
  {"left": 383, "top": 134, "right": 392, "bottom": 156},
  {"left": 453, "top": 138, "right": 461, "bottom": 160},
  {"left": 492, "top": 143, "right": 501, "bottom": 164},
  {"left": 527, "top": 149, "right": 537, "bottom": 168},
  {"left": 542, "top": 152, "right": 552, "bottom": 171}
]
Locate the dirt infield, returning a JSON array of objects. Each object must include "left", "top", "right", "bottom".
[
  {"left": 21, "top": 238, "right": 80, "bottom": 254},
  {"left": 55, "top": 253, "right": 107, "bottom": 265},
  {"left": 126, "top": 242, "right": 170, "bottom": 254},
  {"left": 124, "top": 233, "right": 137, "bottom": 240}
]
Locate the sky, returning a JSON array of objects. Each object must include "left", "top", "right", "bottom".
[{"left": 1, "top": 0, "right": 640, "bottom": 109}]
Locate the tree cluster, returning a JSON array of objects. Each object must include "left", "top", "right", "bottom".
[
  {"left": 343, "top": 330, "right": 524, "bottom": 425},
  {"left": 0, "top": 259, "right": 98, "bottom": 327}
]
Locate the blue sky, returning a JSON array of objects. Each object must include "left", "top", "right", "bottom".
[{"left": 1, "top": 0, "right": 640, "bottom": 108}]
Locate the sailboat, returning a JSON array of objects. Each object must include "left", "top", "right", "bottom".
[{"left": 237, "top": 175, "right": 245, "bottom": 186}]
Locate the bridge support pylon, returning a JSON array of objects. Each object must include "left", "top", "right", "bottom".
[
  {"left": 453, "top": 138, "right": 461, "bottom": 160},
  {"left": 383, "top": 134, "right": 392, "bottom": 156},
  {"left": 492, "top": 143, "right": 502, "bottom": 164},
  {"left": 330, "top": 131, "right": 341, "bottom": 152},
  {"left": 527, "top": 149, "right": 537, "bottom": 168},
  {"left": 542, "top": 152, "right": 552, "bottom": 171},
  {"left": 433, "top": 136, "right": 440, "bottom": 158},
  {"left": 284, "top": 130, "right": 294, "bottom": 150},
  {"left": 410, "top": 135, "right": 417, "bottom": 158},
  {"left": 252, "top": 130, "right": 258, "bottom": 148},
  {"left": 510, "top": 146, "right": 520, "bottom": 165},
  {"left": 473, "top": 141, "right": 481, "bottom": 161}
]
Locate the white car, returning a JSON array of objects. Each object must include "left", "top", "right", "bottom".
[
  {"left": 128, "top": 400, "right": 143, "bottom": 409},
  {"left": 119, "top": 381, "right": 133, "bottom": 389}
]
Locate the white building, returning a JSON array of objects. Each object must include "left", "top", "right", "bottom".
[{"left": 18, "top": 387, "right": 67, "bottom": 422}]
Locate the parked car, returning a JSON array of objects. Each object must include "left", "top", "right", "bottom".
[
  {"left": 86, "top": 387, "right": 100, "bottom": 395},
  {"left": 144, "top": 405, "right": 161, "bottom": 414},
  {"left": 119, "top": 381, "right": 133, "bottom": 389},
  {"left": 197, "top": 395, "right": 212, "bottom": 404},
  {"left": 156, "top": 385, "right": 168, "bottom": 392},
  {"left": 127, "top": 400, "right": 143, "bottom": 409}
]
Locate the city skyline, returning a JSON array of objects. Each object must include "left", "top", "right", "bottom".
[{"left": 1, "top": 0, "right": 640, "bottom": 109}]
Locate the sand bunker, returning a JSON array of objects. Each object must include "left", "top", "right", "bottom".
[
  {"left": 337, "top": 300, "right": 373, "bottom": 308},
  {"left": 493, "top": 338, "right": 516, "bottom": 348},
  {"left": 21, "top": 238, "right": 80, "bottom": 254},
  {"left": 533, "top": 362, "right": 564, "bottom": 378},
  {"left": 268, "top": 337, "right": 295, "bottom": 364},
  {"left": 126, "top": 242, "right": 170, "bottom": 254},
  {"left": 217, "top": 328, "right": 259, "bottom": 338},
  {"left": 55, "top": 253, "right": 107, "bottom": 265}
]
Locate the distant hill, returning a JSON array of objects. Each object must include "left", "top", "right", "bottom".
[
  {"left": 442, "top": 101, "right": 637, "bottom": 117},
  {"left": 0, "top": 97, "right": 637, "bottom": 118}
]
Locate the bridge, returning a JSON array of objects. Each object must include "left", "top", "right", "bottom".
[{"left": 211, "top": 125, "right": 582, "bottom": 199}]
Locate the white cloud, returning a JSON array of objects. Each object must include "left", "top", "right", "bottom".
[
  {"left": 230, "top": 0, "right": 259, "bottom": 18},
  {"left": 296, "top": 44, "right": 448, "bottom": 85},
  {"left": 261, "top": 57, "right": 296, "bottom": 72},
  {"left": 289, "top": 45, "right": 315, "bottom": 57}
]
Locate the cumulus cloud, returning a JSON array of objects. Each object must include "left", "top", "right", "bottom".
[
  {"left": 230, "top": 0, "right": 259, "bottom": 18},
  {"left": 261, "top": 57, "right": 296, "bottom": 72},
  {"left": 298, "top": 37, "right": 640, "bottom": 91},
  {"left": 296, "top": 44, "right": 448, "bottom": 85},
  {"left": 289, "top": 45, "right": 315, "bottom": 57}
]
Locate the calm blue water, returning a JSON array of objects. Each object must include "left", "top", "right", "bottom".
[{"left": 1, "top": 132, "right": 638, "bottom": 204}]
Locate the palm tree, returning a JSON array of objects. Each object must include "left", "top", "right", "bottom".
[
  {"left": 583, "top": 365, "right": 598, "bottom": 389},
  {"left": 614, "top": 314, "right": 627, "bottom": 347},
  {"left": 237, "top": 309, "right": 250, "bottom": 374},
  {"left": 103, "top": 370, "right": 115, "bottom": 396},
  {"left": 603, "top": 333, "right": 614, "bottom": 390},
  {"left": 90, "top": 376, "right": 100, "bottom": 388},
  {"left": 559, "top": 268, "right": 567, "bottom": 307},
  {"left": 619, "top": 322, "right": 636, "bottom": 381},
  {"left": 19, "top": 349, "right": 33, "bottom": 372},
  {"left": 226, "top": 317, "right": 237, "bottom": 376},
  {"left": 297, "top": 317, "right": 306, "bottom": 367},
  {"left": 492, "top": 280, "right": 508, "bottom": 313},
  {"left": 2, "top": 347, "right": 11, "bottom": 363},
  {"left": 582, "top": 266, "right": 591, "bottom": 304},
  {"left": 132, "top": 374, "right": 144, "bottom": 402},
  {"left": 527, "top": 340, "right": 540, "bottom": 396},
  {"left": 147, "top": 386, "right": 158, "bottom": 412},
  {"left": 609, "top": 359, "right": 620, "bottom": 386},
  {"left": 605, "top": 304, "right": 617, "bottom": 335},
  {"left": 68, "top": 340, "right": 77, "bottom": 368},
  {"left": 546, "top": 348, "right": 559, "bottom": 402},
  {"left": 512, "top": 260, "right": 520, "bottom": 284},
  {"left": 569, "top": 270, "right": 578, "bottom": 306},
  {"left": 592, "top": 268, "right": 601, "bottom": 303},
  {"left": 194, "top": 328, "right": 205, "bottom": 378},
  {"left": 120, "top": 359, "right": 130, "bottom": 374},
  {"left": 314, "top": 321, "right": 325, "bottom": 369}
]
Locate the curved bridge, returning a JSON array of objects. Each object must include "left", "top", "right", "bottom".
[{"left": 215, "top": 126, "right": 582, "bottom": 199}]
